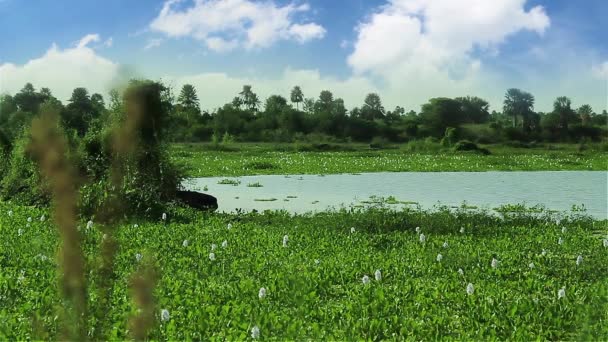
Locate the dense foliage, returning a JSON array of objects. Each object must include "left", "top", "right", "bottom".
[
  {"left": 0, "top": 81, "right": 183, "bottom": 217},
  {"left": 0, "top": 202, "right": 606, "bottom": 340}
]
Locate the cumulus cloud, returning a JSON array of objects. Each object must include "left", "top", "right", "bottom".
[
  {"left": 149, "top": 0, "right": 325, "bottom": 52},
  {"left": 0, "top": 34, "right": 120, "bottom": 101},
  {"left": 347, "top": 0, "right": 550, "bottom": 105}
]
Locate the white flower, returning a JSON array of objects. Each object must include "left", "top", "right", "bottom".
[
  {"left": 251, "top": 326, "right": 260, "bottom": 339},
  {"left": 7, "top": 210, "right": 12, "bottom": 217},
  {"left": 603, "top": 239, "right": 608, "bottom": 248},
  {"left": 314, "top": 259, "right": 320, "bottom": 265},
  {"left": 182, "top": 239, "right": 189, "bottom": 247},
  {"left": 258, "top": 287, "right": 266, "bottom": 299},
  {"left": 458, "top": 268, "right": 464, "bottom": 275},
  {"left": 558, "top": 237, "right": 564, "bottom": 245},
  {"left": 415, "top": 226, "right": 420, "bottom": 233},
  {"left": 491, "top": 258, "right": 498, "bottom": 268},
  {"left": 529, "top": 262, "right": 535, "bottom": 269},
  {"left": 102, "top": 233, "right": 108, "bottom": 241},
  {"left": 18, "top": 228, "right": 23, "bottom": 236},
  {"left": 133, "top": 224, "right": 139, "bottom": 228},
  {"left": 561, "top": 227, "right": 567, "bottom": 233},
  {"left": 17, "top": 271, "right": 25, "bottom": 283},
  {"left": 436, "top": 254, "right": 443, "bottom": 262},
  {"left": 466, "top": 283, "right": 474, "bottom": 295},
  {"left": 86, "top": 220, "right": 94, "bottom": 230},
  {"left": 350, "top": 227, "right": 356, "bottom": 234},
  {"left": 541, "top": 249, "right": 547, "bottom": 256},
  {"left": 362, "top": 275, "right": 370, "bottom": 285},
  {"left": 136, "top": 253, "right": 143, "bottom": 262},
  {"left": 442, "top": 241, "right": 449, "bottom": 248},
  {"left": 40, "top": 215, "right": 45, "bottom": 222},
  {"left": 222, "top": 240, "right": 228, "bottom": 248},
  {"left": 558, "top": 288, "right": 566, "bottom": 299},
  {"left": 282, "top": 235, "right": 289, "bottom": 247},
  {"left": 419, "top": 233, "right": 426, "bottom": 243},
  {"left": 460, "top": 227, "right": 465, "bottom": 234},
  {"left": 227, "top": 223, "right": 232, "bottom": 230},
  {"left": 27, "top": 217, "right": 32, "bottom": 223},
  {"left": 374, "top": 269, "right": 382, "bottom": 281},
  {"left": 211, "top": 243, "right": 217, "bottom": 251},
  {"left": 209, "top": 252, "right": 216, "bottom": 261},
  {"left": 161, "top": 213, "right": 167, "bottom": 221},
  {"left": 576, "top": 255, "right": 583, "bottom": 266},
  {"left": 160, "top": 309, "right": 170, "bottom": 322}
]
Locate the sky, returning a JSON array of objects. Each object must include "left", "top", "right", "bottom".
[{"left": 0, "top": 0, "right": 607, "bottom": 113}]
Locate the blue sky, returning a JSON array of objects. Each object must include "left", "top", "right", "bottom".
[{"left": 1, "top": 0, "right": 607, "bottom": 112}]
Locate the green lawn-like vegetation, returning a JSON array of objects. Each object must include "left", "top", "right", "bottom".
[
  {"left": 172, "top": 142, "right": 608, "bottom": 177},
  {"left": 0, "top": 202, "right": 606, "bottom": 340}
]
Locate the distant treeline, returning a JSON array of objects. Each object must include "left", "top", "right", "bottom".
[{"left": 1, "top": 82, "right": 607, "bottom": 148}]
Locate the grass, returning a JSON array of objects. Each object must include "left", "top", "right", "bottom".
[
  {"left": 247, "top": 182, "right": 264, "bottom": 188},
  {"left": 217, "top": 178, "right": 241, "bottom": 186},
  {"left": 171, "top": 142, "right": 608, "bottom": 177},
  {"left": 0, "top": 201, "right": 606, "bottom": 340}
]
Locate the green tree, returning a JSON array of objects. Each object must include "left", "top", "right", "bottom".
[
  {"left": 503, "top": 88, "right": 535, "bottom": 130},
  {"left": 577, "top": 104, "right": 593, "bottom": 126},
  {"left": 14, "top": 83, "right": 44, "bottom": 113},
  {"left": 456, "top": 96, "right": 490, "bottom": 123},
  {"left": 239, "top": 85, "right": 260, "bottom": 112},
  {"left": 553, "top": 96, "right": 578, "bottom": 130},
  {"left": 361, "top": 93, "right": 385, "bottom": 121},
  {"left": 290, "top": 86, "right": 304, "bottom": 110},
  {"left": 177, "top": 84, "right": 200, "bottom": 119},
  {"left": 420, "top": 98, "right": 465, "bottom": 136}
]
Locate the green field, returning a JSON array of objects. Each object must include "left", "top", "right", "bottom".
[
  {"left": 1, "top": 201, "right": 606, "bottom": 340},
  {"left": 171, "top": 143, "right": 608, "bottom": 177}
]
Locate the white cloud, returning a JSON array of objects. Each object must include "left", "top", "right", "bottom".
[
  {"left": 104, "top": 37, "right": 113, "bottom": 48},
  {"left": 76, "top": 33, "right": 101, "bottom": 48},
  {"left": 0, "top": 35, "right": 120, "bottom": 101},
  {"left": 347, "top": 0, "right": 550, "bottom": 107},
  {"left": 593, "top": 61, "right": 608, "bottom": 79},
  {"left": 145, "top": 38, "right": 164, "bottom": 50},
  {"left": 149, "top": 0, "right": 325, "bottom": 52}
]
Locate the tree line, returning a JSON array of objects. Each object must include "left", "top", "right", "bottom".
[{"left": 1, "top": 82, "right": 606, "bottom": 148}]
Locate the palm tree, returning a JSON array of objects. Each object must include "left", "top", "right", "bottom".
[{"left": 290, "top": 86, "right": 304, "bottom": 110}]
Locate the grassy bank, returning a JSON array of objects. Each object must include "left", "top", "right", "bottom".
[
  {"left": 171, "top": 142, "right": 608, "bottom": 177},
  {"left": 1, "top": 201, "right": 606, "bottom": 340}
]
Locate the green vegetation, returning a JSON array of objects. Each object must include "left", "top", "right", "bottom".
[
  {"left": 247, "top": 182, "right": 264, "bottom": 188},
  {"left": 172, "top": 142, "right": 608, "bottom": 177},
  {"left": 217, "top": 178, "right": 241, "bottom": 186},
  {"left": 1, "top": 202, "right": 606, "bottom": 340}
]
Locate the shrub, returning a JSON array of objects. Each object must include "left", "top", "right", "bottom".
[{"left": 453, "top": 140, "right": 491, "bottom": 155}]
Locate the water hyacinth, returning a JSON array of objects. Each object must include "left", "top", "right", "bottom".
[
  {"left": 314, "top": 259, "right": 320, "bottom": 265},
  {"left": 222, "top": 240, "right": 228, "bottom": 248},
  {"left": 460, "top": 227, "right": 465, "bottom": 234},
  {"left": 282, "top": 235, "right": 289, "bottom": 247},
  {"left": 558, "top": 237, "right": 564, "bottom": 245},
  {"left": 466, "top": 283, "right": 475, "bottom": 295},
  {"left": 436, "top": 254, "right": 443, "bottom": 262},
  {"left": 7, "top": 210, "right": 12, "bottom": 217},
  {"left": 419, "top": 233, "right": 426, "bottom": 243},
  {"left": 251, "top": 326, "right": 260, "bottom": 339},
  {"left": 529, "top": 262, "right": 535, "bottom": 269},
  {"left": 39, "top": 215, "right": 45, "bottom": 222},
  {"left": 133, "top": 224, "right": 139, "bottom": 228},
  {"left": 561, "top": 227, "right": 567, "bottom": 234},
  {"left": 209, "top": 252, "right": 216, "bottom": 261},
  {"left": 442, "top": 241, "right": 449, "bottom": 248},
  {"left": 576, "top": 255, "right": 583, "bottom": 266},
  {"left": 27, "top": 217, "right": 32, "bottom": 223},
  {"left": 541, "top": 249, "right": 547, "bottom": 256},
  {"left": 603, "top": 239, "right": 608, "bottom": 248},
  {"left": 182, "top": 239, "right": 189, "bottom": 247},
  {"left": 258, "top": 287, "right": 267, "bottom": 299},
  {"left": 161, "top": 213, "right": 167, "bottom": 221},
  {"left": 211, "top": 243, "right": 217, "bottom": 251},
  {"left": 86, "top": 220, "right": 94, "bottom": 230},
  {"left": 227, "top": 223, "right": 232, "bottom": 230},
  {"left": 350, "top": 227, "right": 356, "bottom": 234},
  {"left": 415, "top": 226, "right": 421, "bottom": 234},
  {"left": 558, "top": 288, "right": 566, "bottom": 299},
  {"left": 458, "top": 268, "right": 464, "bottom": 275},
  {"left": 160, "top": 309, "right": 170, "bottom": 322},
  {"left": 18, "top": 228, "right": 23, "bottom": 236},
  {"left": 374, "top": 269, "right": 382, "bottom": 281},
  {"left": 491, "top": 258, "right": 498, "bottom": 268},
  {"left": 362, "top": 275, "right": 370, "bottom": 285}
]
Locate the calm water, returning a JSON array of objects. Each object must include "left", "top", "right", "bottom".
[{"left": 185, "top": 171, "right": 608, "bottom": 218}]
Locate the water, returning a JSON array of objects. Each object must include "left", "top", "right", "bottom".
[{"left": 185, "top": 171, "right": 608, "bottom": 218}]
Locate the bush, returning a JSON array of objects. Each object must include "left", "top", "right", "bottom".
[{"left": 453, "top": 140, "right": 491, "bottom": 155}]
